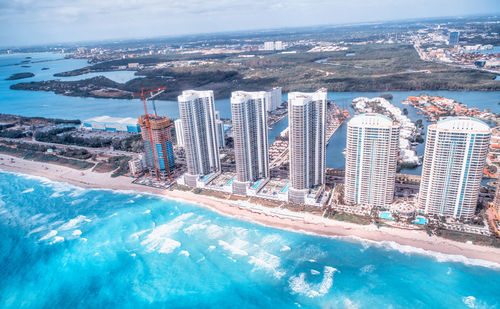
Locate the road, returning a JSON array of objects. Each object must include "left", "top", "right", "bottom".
[{"left": 0, "top": 137, "right": 137, "bottom": 157}]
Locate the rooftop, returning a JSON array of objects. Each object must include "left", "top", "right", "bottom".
[
  {"left": 230, "top": 90, "right": 268, "bottom": 103},
  {"left": 434, "top": 116, "right": 490, "bottom": 132},
  {"left": 84, "top": 116, "right": 138, "bottom": 126},
  {"left": 178, "top": 89, "right": 214, "bottom": 101},
  {"left": 288, "top": 88, "right": 327, "bottom": 106},
  {"left": 348, "top": 113, "right": 398, "bottom": 128}
]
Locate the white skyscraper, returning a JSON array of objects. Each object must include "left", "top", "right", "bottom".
[
  {"left": 344, "top": 113, "right": 400, "bottom": 207},
  {"left": 288, "top": 89, "right": 327, "bottom": 203},
  {"left": 178, "top": 90, "right": 220, "bottom": 185},
  {"left": 216, "top": 120, "right": 226, "bottom": 148},
  {"left": 263, "top": 41, "right": 275, "bottom": 51},
  {"left": 214, "top": 111, "right": 226, "bottom": 148},
  {"left": 418, "top": 117, "right": 491, "bottom": 219},
  {"left": 174, "top": 119, "right": 184, "bottom": 147},
  {"left": 266, "top": 87, "right": 282, "bottom": 112},
  {"left": 231, "top": 91, "right": 269, "bottom": 194}
]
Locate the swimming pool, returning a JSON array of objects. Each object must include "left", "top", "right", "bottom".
[
  {"left": 379, "top": 212, "right": 394, "bottom": 220},
  {"left": 412, "top": 216, "right": 428, "bottom": 225},
  {"left": 252, "top": 180, "right": 263, "bottom": 189}
]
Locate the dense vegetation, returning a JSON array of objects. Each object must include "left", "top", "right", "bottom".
[
  {"left": 11, "top": 44, "right": 500, "bottom": 100},
  {"left": 5, "top": 72, "right": 34, "bottom": 80},
  {"left": 33, "top": 128, "right": 143, "bottom": 152},
  {"left": 0, "top": 143, "right": 94, "bottom": 170}
]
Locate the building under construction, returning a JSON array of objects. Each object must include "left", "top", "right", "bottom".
[{"left": 138, "top": 115, "right": 175, "bottom": 180}]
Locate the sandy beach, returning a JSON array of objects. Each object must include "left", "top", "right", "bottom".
[{"left": 1, "top": 153, "right": 500, "bottom": 266}]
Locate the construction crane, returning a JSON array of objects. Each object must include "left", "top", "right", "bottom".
[{"left": 133, "top": 87, "right": 167, "bottom": 180}]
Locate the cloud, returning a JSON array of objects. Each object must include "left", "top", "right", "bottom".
[{"left": 0, "top": 0, "right": 498, "bottom": 46}]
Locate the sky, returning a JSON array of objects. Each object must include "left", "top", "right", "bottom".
[{"left": 0, "top": 0, "right": 499, "bottom": 47}]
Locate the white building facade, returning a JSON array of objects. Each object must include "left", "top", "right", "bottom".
[
  {"left": 174, "top": 119, "right": 184, "bottom": 147},
  {"left": 230, "top": 91, "right": 270, "bottom": 194},
  {"left": 418, "top": 117, "right": 491, "bottom": 219},
  {"left": 344, "top": 113, "right": 400, "bottom": 207},
  {"left": 288, "top": 89, "right": 327, "bottom": 203},
  {"left": 177, "top": 90, "right": 221, "bottom": 185},
  {"left": 263, "top": 41, "right": 275, "bottom": 51},
  {"left": 266, "top": 87, "right": 282, "bottom": 112}
]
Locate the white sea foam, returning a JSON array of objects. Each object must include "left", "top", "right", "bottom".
[
  {"left": 248, "top": 252, "right": 285, "bottom": 279},
  {"left": 21, "top": 188, "right": 34, "bottom": 194},
  {"left": 208, "top": 245, "right": 216, "bottom": 251},
  {"left": 280, "top": 246, "right": 291, "bottom": 252},
  {"left": 50, "top": 236, "right": 64, "bottom": 244},
  {"left": 179, "top": 250, "right": 190, "bottom": 257},
  {"left": 343, "top": 298, "right": 359, "bottom": 309},
  {"left": 50, "top": 192, "right": 62, "bottom": 198},
  {"left": 68, "top": 189, "right": 85, "bottom": 198},
  {"left": 72, "top": 229, "right": 82, "bottom": 237},
  {"left": 183, "top": 220, "right": 210, "bottom": 234},
  {"left": 143, "top": 209, "right": 151, "bottom": 214},
  {"left": 70, "top": 198, "right": 86, "bottom": 205},
  {"left": 205, "top": 224, "right": 225, "bottom": 239},
  {"left": 231, "top": 226, "right": 249, "bottom": 238},
  {"left": 288, "top": 266, "right": 338, "bottom": 298},
  {"left": 310, "top": 269, "right": 320, "bottom": 275},
  {"left": 130, "top": 229, "right": 150, "bottom": 240},
  {"left": 28, "top": 225, "right": 46, "bottom": 236},
  {"left": 143, "top": 237, "right": 180, "bottom": 254},
  {"left": 338, "top": 235, "right": 500, "bottom": 270},
  {"left": 196, "top": 256, "right": 206, "bottom": 263},
  {"left": 318, "top": 266, "right": 336, "bottom": 294},
  {"left": 39, "top": 230, "right": 57, "bottom": 241},
  {"left": 218, "top": 239, "right": 248, "bottom": 256},
  {"left": 261, "top": 234, "right": 283, "bottom": 245},
  {"left": 447, "top": 267, "right": 452, "bottom": 275},
  {"left": 360, "top": 264, "right": 375, "bottom": 274},
  {"left": 462, "top": 296, "right": 476, "bottom": 308},
  {"left": 48, "top": 220, "right": 65, "bottom": 229},
  {"left": 140, "top": 213, "right": 193, "bottom": 254},
  {"left": 58, "top": 215, "right": 90, "bottom": 231}
]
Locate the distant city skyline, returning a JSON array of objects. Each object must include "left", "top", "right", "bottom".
[{"left": 0, "top": 0, "right": 499, "bottom": 47}]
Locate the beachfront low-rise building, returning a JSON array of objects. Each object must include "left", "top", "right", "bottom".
[
  {"left": 82, "top": 116, "right": 140, "bottom": 133},
  {"left": 418, "top": 117, "right": 491, "bottom": 219},
  {"left": 128, "top": 154, "right": 146, "bottom": 176},
  {"left": 344, "top": 113, "right": 400, "bottom": 208}
]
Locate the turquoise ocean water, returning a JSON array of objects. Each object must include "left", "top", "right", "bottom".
[
  {"left": 1, "top": 53, "right": 500, "bottom": 307},
  {"left": 0, "top": 171, "right": 500, "bottom": 308}
]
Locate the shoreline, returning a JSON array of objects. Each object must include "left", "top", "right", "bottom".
[{"left": 1, "top": 153, "right": 500, "bottom": 267}]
